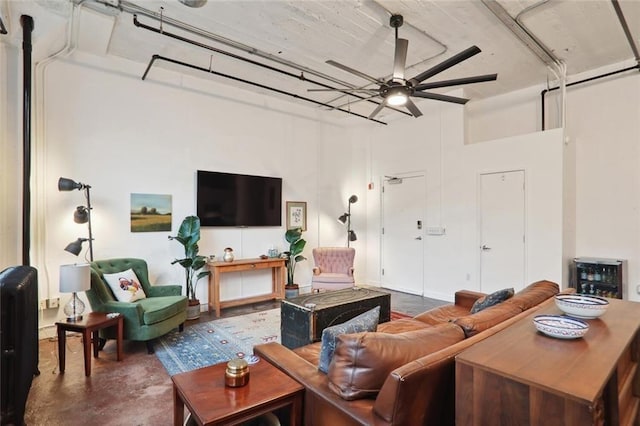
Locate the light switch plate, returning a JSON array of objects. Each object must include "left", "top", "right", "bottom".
[{"left": 426, "top": 227, "right": 446, "bottom": 236}]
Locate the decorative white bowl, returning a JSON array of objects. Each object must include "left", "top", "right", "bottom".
[
  {"left": 555, "top": 294, "right": 609, "bottom": 319},
  {"left": 533, "top": 315, "right": 589, "bottom": 339}
]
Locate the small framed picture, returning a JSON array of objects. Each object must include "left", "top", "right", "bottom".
[
  {"left": 286, "top": 201, "right": 307, "bottom": 231},
  {"left": 130, "top": 193, "right": 172, "bottom": 232}
]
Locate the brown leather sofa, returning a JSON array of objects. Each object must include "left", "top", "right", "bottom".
[{"left": 254, "top": 280, "right": 560, "bottom": 425}]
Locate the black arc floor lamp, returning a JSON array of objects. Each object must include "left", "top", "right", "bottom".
[
  {"left": 58, "top": 177, "right": 94, "bottom": 261},
  {"left": 338, "top": 195, "right": 358, "bottom": 247}
]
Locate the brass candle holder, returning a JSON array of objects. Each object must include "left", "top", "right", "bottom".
[{"left": 225, "top": 358, "right": 249, "bottom": 387}]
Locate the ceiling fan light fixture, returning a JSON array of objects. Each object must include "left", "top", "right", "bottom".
[
  {"left": 387, "top": 92, "right": 408, "bottom": 106},
  {"left": 178, "top": 0, "right": 207, "bottom": 8},
  {"left": 386, "top": 86, "right": 409, "bottom": 106}
]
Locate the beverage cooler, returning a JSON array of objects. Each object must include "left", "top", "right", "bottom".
[{"left": 570, "top": 257, "right": 626, "bottom": 299}]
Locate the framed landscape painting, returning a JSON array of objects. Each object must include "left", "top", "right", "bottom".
[
  {"left": 286, "top": 201, "right": 307, "bottom": 231},
  {"left": 131, "top": 193, "right": 172, "bottom": 232}
]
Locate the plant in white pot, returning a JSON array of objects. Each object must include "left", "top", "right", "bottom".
[
  {"left": 283, "top": 227, "right": 306, "bottom": 298},
  {"left": 169, "top": 215, "right": 211, "bottom": 319}
]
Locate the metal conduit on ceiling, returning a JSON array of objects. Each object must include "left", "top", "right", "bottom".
[
  {"left": 101, "top": 0, "right": 368, "bottom": 93},
  {"left": 142, "top": 54, "right": 388, "bottom": 125},
  {"left": 131, "top": 14, "right": 410, "bottom": 120},
  {"left": 539, "top": 0, "right": 640, "bottom": 130}
]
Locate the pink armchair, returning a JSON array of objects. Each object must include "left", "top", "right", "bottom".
[{"left": 311, "top": 247, "right": 355, "bottom": 291}]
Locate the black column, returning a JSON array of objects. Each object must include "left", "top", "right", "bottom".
[{"left": 20, "top": 15, "right": 33, "bottom": 266}]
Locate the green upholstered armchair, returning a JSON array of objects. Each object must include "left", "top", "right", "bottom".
[{"left": 87, "top": 258, "right": 187, "bottom": 354}]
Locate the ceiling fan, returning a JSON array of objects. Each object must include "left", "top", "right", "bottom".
[{"left": 313, "top": 15, "right": 498, "bottom": 119}]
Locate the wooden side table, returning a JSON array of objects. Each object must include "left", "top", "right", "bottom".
[
  {"left": 172, "top": 359, "right": 303, "bottom": 425},
  {"left": 56, "top": 312, "right": 123, "bottom": 377}
]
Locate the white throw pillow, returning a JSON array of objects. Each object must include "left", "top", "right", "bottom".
[{"left": 102, "top": 268, "right": 147, "bottom": 302}]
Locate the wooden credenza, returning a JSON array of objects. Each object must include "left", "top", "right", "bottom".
[
  {"left": 207, "top": 258, "right": 285, "bottom": 317},
  {"left": 456, "top": 297, "right": 640, "bottom": 425}
]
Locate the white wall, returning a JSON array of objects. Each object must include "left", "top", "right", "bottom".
[
  {"left": 11, "top": 49, "right": 367, "bottom": 333},
  {"left": 0, "top": 42, "right": 22, "bottom": 268},
  {"left": 4, "top": 7, "right": 639, "bottom": 340},
  {"left": 567, "top": 71, "right": 640, "bottom": 301},
  {"left": 356, "top": 98, "right": 565, "bottom": 301},
  {"left": 467, "top": 62, "right": 640, "bottom": 301},
  {"left": 466, "top": 84, "right": 547, "bottom": 144}
]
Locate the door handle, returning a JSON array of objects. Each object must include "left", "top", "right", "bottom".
[
  {"left": 481, "top": 245, "right": 491, "bottom": 251},
  {"left": 415, "top": 236, "right": 423, "bottom": 240}
]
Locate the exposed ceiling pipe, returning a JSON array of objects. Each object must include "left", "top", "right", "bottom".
[
  {"left": 514, "top": 0, "right": 567, "bottom": 116},
  {"left": 142, "top": 55, "right": 387, "bottom": 125},
  {"left": 540, "top": 63, "right": 639, "bottom": 130},
  {"left": 132, "top": 14, "right": 410, "bottom": 117},
  {"left": 611, "top": 0, "right": 640, "bottom": 66},
  {"left": 32, "top": 0, "right": 80, "bottom": 297},
  {"left": 483, "top": 0, "right": 567, "bottom": 127},
  {"left": 93, "top": 0, "right": 366, "bottom": 93},
  {"left": 482, "top": 0, "right": 561, "bottom": 69}
]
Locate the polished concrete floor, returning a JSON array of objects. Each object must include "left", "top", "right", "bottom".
[{"left": 24, "top": 288, "right": 447, "bottom": 426}]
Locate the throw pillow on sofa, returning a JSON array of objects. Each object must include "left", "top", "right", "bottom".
[
  {"left": 327, "top": 322, "right": 465, "bottom": 400},
  {"left": 454, "top": 302, "right": 522, "bottom": 338},
  {"left": 103, "top": 268, "right": 147, "bottom": 302},
  {"left": 318, "top": 306, "right": 380, "bottom": 374},
  {"left": 470, "top": 287, "right": 514, "bottom": 313}
]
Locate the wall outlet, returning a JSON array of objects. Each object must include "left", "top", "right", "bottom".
[
  {"left": 39, "top": 300, "right": 47, "bottom": 310},
  {"left": 47, "top": 298, "right": 60, "bottom": 309}
]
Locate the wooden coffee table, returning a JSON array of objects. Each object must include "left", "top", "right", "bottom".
[{"left": 172, "top": 358, "right": 304, "bottom": 425}]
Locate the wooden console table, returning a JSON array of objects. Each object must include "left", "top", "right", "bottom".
[
  {"left": 207, "top": 257, "right": 285, "bottom": 317},
  {"left": 456, "top": 297, "right": 640, "bottom": 425}
]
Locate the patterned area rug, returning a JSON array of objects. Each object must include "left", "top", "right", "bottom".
[{"left": 155, "top": 308, "right": 280, "bottom": 376}]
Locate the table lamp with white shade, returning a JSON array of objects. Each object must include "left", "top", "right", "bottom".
[{"left": 59, "top": 263, "right": 91, "bottom": 322}]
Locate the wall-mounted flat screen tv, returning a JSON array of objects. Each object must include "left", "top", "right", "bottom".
[{"left": 196, "top": 170, "right": 282, "bottom": 227}]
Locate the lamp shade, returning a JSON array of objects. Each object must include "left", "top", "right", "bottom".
[
  {"left": 74, "top": 206, "right": 89, "bottom": 224},
  {"left": 64, "top": 238, "right": 89, "bottom": 256},
  {"left": 348, "top": 195, "right": 358, "bottom": 204},
  {"left": 337, "top": 213, "right": 349, "bottom": 225},
  {"left": 59, "top": 263, "right": 91, "bottom": 293},
  {"left": 58, "top": 177, "right": 83, "bottom": 191},
  {"left": 348, "top": 230, "right": 358, "bottom": 242}
]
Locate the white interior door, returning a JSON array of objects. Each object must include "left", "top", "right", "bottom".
[
  {"left": 479, "top": 170, "right": 526, "bottom": 293},
  {"left": 381, "top": 174, "right": 425, "bottom": 295}
]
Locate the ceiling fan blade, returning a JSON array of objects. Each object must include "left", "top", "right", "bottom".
[
  {"left": 408, "top": 45, "right": 482, "bottom": 85},
  {"left": 414, "top": 73, "right": 497, "bottom": 91},
  {"left": 404, "top": 98, "right": 423, "bottom": 118},
  {"left": 412, "top": 91, "right": 469, "bottom": 105},
  {"left": 326, "top": 60, "right": 382, "bottom": 85},
  {"left": 392, "top": 38, "right": 409, "bottom": 81},
  {"left": 368, "top": 102, "right": 387, "bottom": 119},
  {"left": 307, "top": 88, "right": 379, "bottom": 93}
]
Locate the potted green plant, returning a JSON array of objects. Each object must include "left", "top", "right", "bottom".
[
  {"left": 169, "top": 215, "right": 211, "bottom": 319},
  {"left": 283, "top": 227, "right": 306, "bottom": 298}
]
